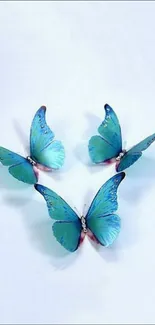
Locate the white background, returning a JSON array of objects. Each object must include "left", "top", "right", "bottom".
[{"left": 0, "top": 1, "right": 155, "bottom": 324}]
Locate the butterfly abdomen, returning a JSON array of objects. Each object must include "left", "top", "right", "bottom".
[
  {"left": 79, "top": 231, "right": 86, "bottom": 245},
  {"left": 87, "top": 230, "right": 100, "bottom": 244},
  {"left": 104, "top": 157, "right": 117, "bottom": 165}
]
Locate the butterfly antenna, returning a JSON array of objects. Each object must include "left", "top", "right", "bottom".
[
  {"left": 123, "top": 140, "right": 127, "bottom": 150},
  {"left": 74, "top": 206, "right": 81, "bottom": 216},
  {"left": 83, "top": 204, "right": 87, "bottom": 217}
]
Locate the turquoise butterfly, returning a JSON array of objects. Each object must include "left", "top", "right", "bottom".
[
  {"left": 0, "top": 106, "right": 65, "bottom": 184},
  {"left": 88, "top": 104, "right": 155, "bottom": 172},
  {"left": 35, "top": 172, "right": 125, "bottom": 252}
]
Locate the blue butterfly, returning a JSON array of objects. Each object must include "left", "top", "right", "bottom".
[
  {"left": 35, "top": 172, "right": 125, "bottom": 252},
  {"left": 0, "top": 106, "right": 65, "bottom": 184},
  {"left": 88, "top": 104, "right": 155, "bottom": 172}
]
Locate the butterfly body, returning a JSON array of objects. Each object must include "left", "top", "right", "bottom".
[
  {"left": 35, "top": 172, "right": 125, "bottom": 252},
  {"left": 88, "top": 104, "right": 155, "bottom": 172},
  {"left": 81, "top": 215, "right": 87, "bottom": 233},
  {"left": 0, "top": 106, "right": 65, "bottom": 184},
  {"left": 26, "top": 156, "right": 36, "bottom": 166},
  {"left": 77, "top": 216, "right": 99, "bottom": 245},
  {"left": 79, "top": 218, "right": 102, "bottom": 246},
  {"left": 115, "top": 150, "right": 127, "bottom": 161}
]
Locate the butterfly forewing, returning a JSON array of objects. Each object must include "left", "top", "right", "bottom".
[
  {"left": 86, "top": 173, "right": 125, "bottom": 246},
  {"left": 98, "top": 104, "right": 122, "bottom": 151},
  {"left": 86, "top": 172, "right": 125, "bottom": 219},
  {"left": 0, "top": 147, "right": 37, "bottom": 184},
  {"left": 88, "top": 104, "right": 122, "bottom": 163},
  {"left": 116, "top": 133, "right": 155, "bottom": 172},
  {"left": 35, "top": 184, "right": 82, "bottom": 252},
  {"left": 30, "top": 106, "right": 65, "bottom": 169}
]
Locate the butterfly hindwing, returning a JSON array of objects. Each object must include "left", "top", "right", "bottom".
[
  {"left": 116, "top": 133, "right": 155, "bottom": 172},
  {"left": 52, "top": 221, "right": 82, "bottom": 252},
  {"left": 35, "top": 184, "right": 82, "bottom": 252},
  {"left": 30, "top": 106, "right": 65, "bottom": 169},
  {"left": 35, "top": 140, "right": 65, "bottom": 170},
  {"left": 87, "top": 214, "right": 121, "bottom": 247},
  {"left": 88, "top": 104, "right": 122, "bottom": 163},
  {"left": 88, "top": 136, "right": 118, "bottom": 164},
  {"left": 86, "top": 173, "right": 125, "bottom": 246},
  {"left": 0, "top": 147, "right": 37, "bottom": 184},
  {"left": 9, "top": 162, "right": 37, "bottom": 184}
]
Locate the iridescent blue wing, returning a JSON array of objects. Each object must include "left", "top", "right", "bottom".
[
  {"left": 86, "top": 173, "right": 125, "bottom": 246},
  {"left": 116, "top": 152, "right": 142, "bottom": 172},
  {"left": 35, "top": 184, "right": 82, "bottom": 252},
  {"left": 0, "top": 147, "right": 37, "bottom": 184},
  {"left": 116, "top": 133, "right": 155, "bottom": 172},
  {"left": 88, "top": 214, "right": 121, "bottom": 247},
  {"left": 9, "top": 163, "right": 37, "bottom": 184},
  {"left": 86, "top": 173, "right": 125, "bottom": 219},
  {"left": 35, "top": 141, "right": 65, "bottom": 170},
  {"left": 35, "top": 184, "right": 78, "bottom": 221},
  {"left": 88, "top": 104, "right": 122, "bottom": 163},
  {"left": 88, "top": 136, "right": 117, "bottom": 164},
  {"left": 30, "top": 106, "right": 55, "bottom": 153},
  {"left": 52, "top": 221, "right": 82, "bottom": 252},
  {"left": 98, "top": 104, "right": 122, "bottom": 148},
  {"left": 30, "top": 106, "right": 65, "bottom": 169}
]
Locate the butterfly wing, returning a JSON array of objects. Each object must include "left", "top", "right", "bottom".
[
  {"left": 88, "top": 104, "right": 122, "bottom": 163},
  {"left": 0, "top": 147, "right": 37, "bottom": 184},
  {"left": 86, "top": 172, "right": 125, "bottom": 246},
  {"left": 52, "top": 221, "right": 82, "bottom": 252},
  {"left": 116, "top": 152, "right": 142, "bottom": 172},
  {"left": 116, "top": 133, "right": 155, "bottom": 172},
  {"left": 35, "top": 184, "right": 82, "bottom": 252},
  {"left": 88, "top": 136, "right": 118, "bottom": 164},
  {"left": 30, "top": 106, "right": 65, "bottom": 169}
]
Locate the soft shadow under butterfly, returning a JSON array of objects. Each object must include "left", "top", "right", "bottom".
[
  {"left": 0, "top": 106, "right": 65, "bottom": 184},
  {"left": 35, "top": 173, "right": 125, "bottom": 252},
  {"left": 88, "top": 104, "right": 155, "bottom": 172}
]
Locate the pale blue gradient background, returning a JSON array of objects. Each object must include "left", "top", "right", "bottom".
[{"left": 0, "top": 1, "right": 155, "bottom": 324}]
